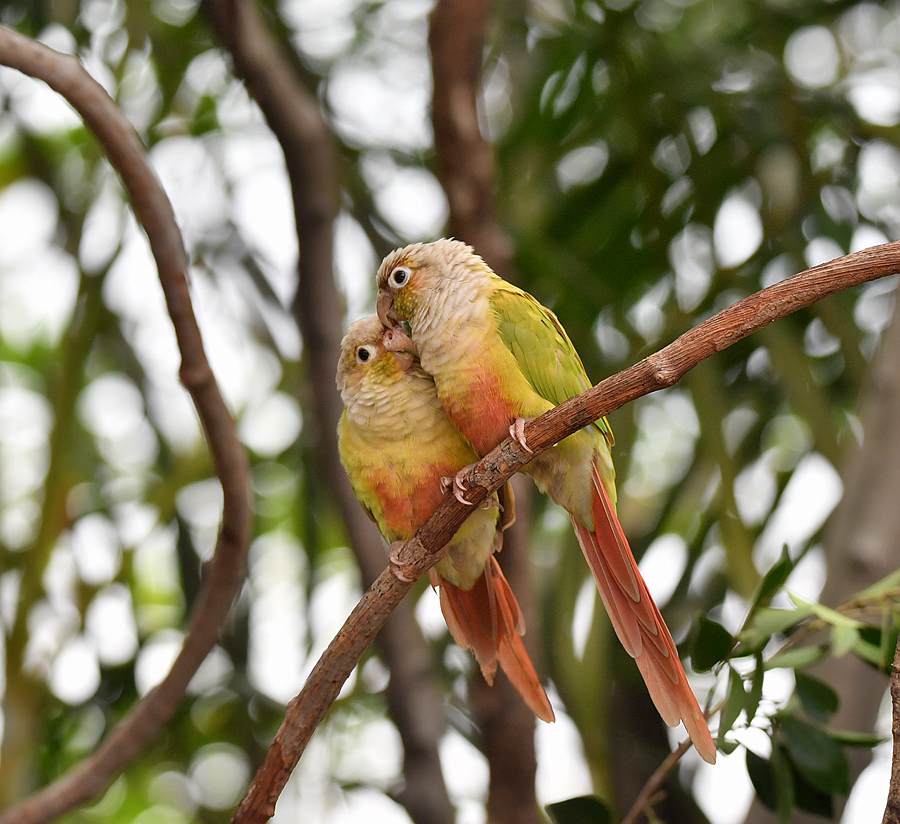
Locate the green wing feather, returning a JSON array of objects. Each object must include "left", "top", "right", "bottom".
[{"left": 491, "top": 284, "right": 614, "bottom": 446}]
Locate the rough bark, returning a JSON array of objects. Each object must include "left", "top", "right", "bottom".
[{"left": 882, "top": 635, "right": 900, "bottom": 824}]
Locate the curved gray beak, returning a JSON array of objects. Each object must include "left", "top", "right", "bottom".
[{"left": 377, "top": 291, "right": 398, "bottom": 328}]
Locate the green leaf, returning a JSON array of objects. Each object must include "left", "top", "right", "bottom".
[
  {"left": 830, "top": 623, "right": 859, "bottom": 658},
  {"left": 764, "top": 645, "right": 827, "bottom": 671},
  {"left": 718, "top": 667, "right": 746, "bottom": 741},
  {"left": 780, "top": 716, "right": 850, "bottom": 796},
  {"left": 854, "top": 567, "right": 900, "bottom": 601},
  {"left": 730, "top": 640, "right": 761, "bottom": 659},
  {"left": 825, "top": 728, "right": 888, "bottom": 748},
  {"left": 850, "top": 622, "right": 899, "bottom": 674},
  {"left": 791, "top": 761, "right": 835, "bottom": 818},
  {"left": 770, "top": 743, "right": 796, "bottom": 824},
  {"left": 693, "top": 616, "right": 733, "bottom": 672},
  {"left": 881, "top": 614, "right": 900, "bottom": 672},
  {"left": 742, "top": 606, "right": 812, "bottom": 645},
  {"left": 748, "top": 547, "right": 794, "bottom": 614},
  {"left": 747, "top": 745, "right": 794, "bottom": 823},
  {"left": 746, "top": 749, "right": 779, "bottom": 814},
  {"left": 546, "top": 795, "right": 612, "bottom": 824},
  {"left": 853, "top": 634, "right": 887, "bottom": 672},
  {"left": 190, "top": 94, "right": 220, "bottom": 137},
  {"left": 789, "top": 593, "right": 864, "bottom": 629},
  {"left": 794, "top": 671, "right": 839, "bottom": 722},
  {"left": 744, "top": 653, "right": 764, "bottom": 723}
]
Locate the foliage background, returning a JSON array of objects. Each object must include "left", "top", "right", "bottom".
[{"left": 1, "top": 0, "right": 899, "bottom": 822}]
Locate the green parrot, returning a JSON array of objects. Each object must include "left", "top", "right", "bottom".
[
  {"left": 336, "top": 314, "right": 554, "bottom": 723},
  {"left": 376, "top": 240, "right": 715, "bottom": 764}
]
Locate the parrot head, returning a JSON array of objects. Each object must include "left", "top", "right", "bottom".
[
  {"left": 376, "top": 238, "right": 490, "bottom": 330},
  {"left": 336, "top": 315, "right": 415, "bottom": 400}
]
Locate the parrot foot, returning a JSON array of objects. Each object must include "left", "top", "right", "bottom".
[
  {"left": 442, "top": 475, "right": 499, "bottom": 510},
  {"left": 509, "top": 418, "right": 534, "bottom": 453},
  {"left": 441, "top": 472, "right": 475, "bottom": 506},
  {"left": 388, "top": 541, "right": 417, "bottom": 583}
]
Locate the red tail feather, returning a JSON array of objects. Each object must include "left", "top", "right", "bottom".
[
  {"left": 431, "top": 557, "right": 555, "bottom": 724},
  {"left": 570, "top": 464, "right": 716, "bottom": 764}
]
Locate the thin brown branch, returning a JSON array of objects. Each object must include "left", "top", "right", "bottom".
[
  {"left": 233, "top": 568, "right": 415, "bottom": 822},
  {"left": 0, "top": 25, "right": 251, "bottom": 824},
  {"left": 883, "top": 633, "right": 900, "bottom": 824},
  {"left": 520, "top": 242, "right": 900, "bottom": 458},
  {"left": 230, "top": 240, "right": 900, "bottom": 822},
  {"left": 621, "top": 738, "right": 692, "bottom": 824},
  {"left": 201, "top": 3, "right": 455, "bottom": 823}
]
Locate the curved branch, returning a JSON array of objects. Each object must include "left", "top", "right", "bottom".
[
  {"left": 0, "top": 26, "right": 251, "bottom": 824},
  {"left": 232, "top": 236, "right": 900, "bottom": 821}
]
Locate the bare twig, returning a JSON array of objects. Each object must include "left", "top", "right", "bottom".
[
  {"left": 201, "top": 2, "right": 455, "bottom": 823},
  {"left": 0, "top": 25, "right": 251, "bottom": 824},
  {"left": 621, "top": 738, "right": 692, "bottom": 824},
  {"left": 232, "top": 237, "right": 900, "bottom": 820}
]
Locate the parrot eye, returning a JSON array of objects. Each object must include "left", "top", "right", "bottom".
[
  {"left": 355, "top": 345, "right": 376, "bottom": 364},
  {"left": 389, "top": 266, "right": 410, "bottom": 288}
]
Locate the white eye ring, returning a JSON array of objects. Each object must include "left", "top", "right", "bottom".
[
  {"left": 356, "top": 345, "right": 376, "bottom": 364},
  {"left": 390, "top": 266, "right": 410, "bottom": 288}
]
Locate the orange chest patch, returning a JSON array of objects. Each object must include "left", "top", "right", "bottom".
[
  {"left": 441, "top": 372, "right": 518, "bottom": 457},
  {"left": 370, "top": 460, "right": 455, "bottom": 540}
]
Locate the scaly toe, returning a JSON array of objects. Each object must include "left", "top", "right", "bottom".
[
  {"left": 509, "top": 418, "right": 534, "bottom": 453},
  {"left": 453, "top": 474, "right": 474, "bottom": 506},
  {"left": 388, "top": 541, "right": 417, "bottom": 583}
]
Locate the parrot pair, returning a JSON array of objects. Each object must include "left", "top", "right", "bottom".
[
  {"left": 337, "top": 315, "right": 554, "bottom": 723},
  {"left": 338, "top": 239, "right": 715, "bottom": 764}
]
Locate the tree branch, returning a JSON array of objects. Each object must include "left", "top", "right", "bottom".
[
  {"left": 429, "top": 0, "right": 512, "bottom": 275},
  {"left": 621, "top": 738, "right": 692, "bottom": 824},
  {"left": 0, "top": 25, "right": 252, "bottom": 824},
  {"left": 883, "top": 633, "right": 900, "bottom": 824},
  {"left": 231, "top": 235, "right": 900, "bottom": 820}
]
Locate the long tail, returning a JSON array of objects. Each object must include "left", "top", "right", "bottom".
[
  {"left": 429, "top": 557, "right": 555, "bottom": 723},
  {"left": 569, "top": 464, "right": 716, "bottom": 764}
]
